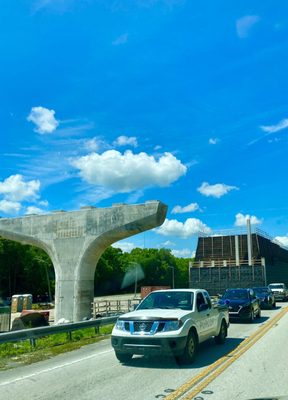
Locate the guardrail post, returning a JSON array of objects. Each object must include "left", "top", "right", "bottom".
[{"left": 30, "top": 337, "right": 36, "bottom": 348}]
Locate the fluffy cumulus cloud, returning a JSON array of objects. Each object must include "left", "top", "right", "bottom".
[
  {"left": 112, "top": 241, "right": 138, "bottom": 253},
  {"left": 0, "top": 200, "right": 21, "bottom": 214},
  {"left": 274, "top": 235, "right": 288, "bottom": 247},
  {"left": 27, "top": 106, "right": 59, "bottom": 134},
  {"left": 113, "top": 136, "right": 138, "bottom": 147},
  {"left": 155, "top": 218, "right": 211, "bottom": 238},
  {"left": 260, "top": 119, "right": 288, "bottom": 134},
  {"left": 171, "top": 248, "right": 194, "bottom": 258},
  {"left": 0, "top": 175, "right": 40, "bottom": 202},
  {"left": 236, "top": 15, "right": 260, "bottom": 38},
  {"left": 234, "top": 213, "right": 262, "bottom": 227},
  {"left": 25, "top": 206, "right": 46, "bottom": 215},
  {"left": 71, "top": 150, "right": 187, "bottom": 192},
  {"left": 197, "top": 182, "right": 238, "bottom": 198},
  {"left": 171, "top": 203, "right": 199, "bottom": 214}
]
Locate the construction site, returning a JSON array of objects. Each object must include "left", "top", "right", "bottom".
[{"left": 189, "top": 220, "right": 288, "bottom": 295}]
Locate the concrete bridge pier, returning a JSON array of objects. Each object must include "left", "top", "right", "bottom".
[{"left": 0, "top": 201, "right": 167, "bottom": 322}]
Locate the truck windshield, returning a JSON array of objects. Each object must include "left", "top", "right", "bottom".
[
  {"left": 137, "top": 291, "right": 194, "bottom": 310},
  {"left": 269, "top": 284, "right": 284, "bottom": 289},
  {"left": 222, "top": 289, "right": 249, "bottom": 300}
]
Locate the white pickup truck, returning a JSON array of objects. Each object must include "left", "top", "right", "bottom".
[
  {"left": 268, "top": 282, "right": 288, "bottom": 301},
  {"left": 111, "top": 288, "right": 229, "bottom": 364}
]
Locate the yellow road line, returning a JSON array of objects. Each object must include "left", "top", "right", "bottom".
[{"left": 166, "top": 306, "right": 288, "bottom": 400}]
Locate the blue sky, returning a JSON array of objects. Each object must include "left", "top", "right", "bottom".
[{"left": 1, "top": 0, "right": 288, "bottom": 257}]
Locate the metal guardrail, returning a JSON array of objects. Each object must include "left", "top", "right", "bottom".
[
  {"left": 191, "top": 259, "right": 264, "bottom": 268},
  {"left": 92, "top": 299, "right": 141, "bottom": 318},
  {"left": 0, "top": 315, "right": 118, "bottom": 346}
]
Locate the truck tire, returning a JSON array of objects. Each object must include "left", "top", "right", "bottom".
[
  {"left": 214, "top": 320, "right": 227, "bottom": 344},
  {"left": 115, "top": 351, "right": 133, "bottom": 363},
  {"left": 249, "top": 309, "right": 255, "bottom": 323},
  {"left": 177, "top": 331, "right": 197, "bottom": 364}
]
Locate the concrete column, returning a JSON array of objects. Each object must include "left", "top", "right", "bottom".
[
  {"left": 247, "top": 218, "right": 253, "bottom": 266},
  {"left": 0, "top": 201, "right": 167, "bottom": 322},
  {"left": 235, "top": 235, "right": 240, "bottom": 266}
]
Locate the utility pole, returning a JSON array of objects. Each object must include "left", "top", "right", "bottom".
[
  {"left": 134, "top": 263, "right": 138, "bottom": 298},
  {"left": 169, "top": 266, "right": 175, "bottom": 289}
]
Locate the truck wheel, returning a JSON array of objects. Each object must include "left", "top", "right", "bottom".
[
  {"left": 249, "top": 310, "right": 255, "bottom": 323},
  {"left": 115, "top": 352, "right": 133, "bottom": 363},
  {"left": 178, "top": 331, "right": 197, "bottom": 364},
  {"left": 214, "top": 320, "right": 227, "bottom": 344},
  {"left": 273, "top": 301, "right": 276, "bottom": 308}
]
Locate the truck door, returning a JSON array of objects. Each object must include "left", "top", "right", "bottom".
[
  {"left": 203, "top": 290, "right": 218, "bottom": 335},
  {"left": 195, "top": 292, "right": 214, "bottom": 341}
]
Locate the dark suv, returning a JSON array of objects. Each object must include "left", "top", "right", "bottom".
[
  {"left": 219, "top": 288, "right": 261, "bottom": 322},
  {"left": 252, "top": 287, "right": 276, "bottom": 309}
]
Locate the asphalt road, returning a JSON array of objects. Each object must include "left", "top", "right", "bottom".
[{"left": 0, "top": 304, "right": 287, "bottom": 400}]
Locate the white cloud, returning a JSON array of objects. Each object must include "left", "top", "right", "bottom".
[
  {"left": 162, "top": 240, "right": 176, "bottom": 247},
  {"left": 0, "top": 175, "right": 40, "bottom": 202},
  {"left": 155, "top": 218, "right": 212, "bottom": 238},
  {"left": 71, "top": 150, "right": 187, "bottom": 192},
  {"left": 234, "top": 213, "right": 262, "bottom": 227},
  {"left": 84, "top": 137, "right": 101, "bottom": 152},
  {"left": 112, "top": 241, "right": 139, "bottom": 253},
  {"left": 274, "top": 235, "right": 288, "bottom": 247},
  {"left": 27, "top": 106, "right": 59, "bottom": 134},
  {"left": 209, "top": 138, "right": 218, "bottom": 145},
  {"left": 197, "top": 182, "right": 238, "bottom": 198},
  {"left": 171, "top": 203, "right": 199, "bottom": 214},
  {"left": 113, "top": 136, "right": 138, "bottom": 147},
  {"left": 112, "top": 33, "right": 128, "bottom": 46},
  {"left": 171, "top": 248, "right": 194, "bottom": 258},
  {"left": 39, "top": 200, "right": 49, "bottom": 207},
  {"left": 260, "top": 118, "right": 288, "bottom": 134},
  {"left": 0, "top": 200, "right": 21, "bottom": 214},
  {"left": 25, "top": 206, "right": 46, "bottom": 215},
  {"left": 236, "top": 15, "right": 260, "bottom": 38}
]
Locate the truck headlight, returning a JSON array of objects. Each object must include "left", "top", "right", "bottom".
[
  {"left": 164, "top": 320, "right": 183, "bottom": 331},
  {"left": 115, "top": 320, "right": 126, "bottom": 331}
]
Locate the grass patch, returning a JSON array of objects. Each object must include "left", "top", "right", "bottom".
[{"left": 0, "top": 324, "right": 114, "bottom": 371}]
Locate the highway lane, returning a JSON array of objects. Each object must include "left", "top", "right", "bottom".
[
  {"left": 0, "top": 304, "right": 287, "bottom": 400},
  {"left": 184, "top": 304, "right": 288, "bottom": 400}
]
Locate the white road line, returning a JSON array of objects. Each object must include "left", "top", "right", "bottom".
[{"left": 0, "top": 349, "right": 113, "bottom": 387}]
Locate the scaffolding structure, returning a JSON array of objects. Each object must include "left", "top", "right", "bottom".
[{"left": 190, "top": 222, "right": 288, "bottom": 295}]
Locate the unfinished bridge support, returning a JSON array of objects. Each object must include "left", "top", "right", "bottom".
[{"left": 0, "top": 201, "right": 167, "bottom": 322}]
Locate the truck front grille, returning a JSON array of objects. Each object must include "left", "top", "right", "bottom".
[
  {"left": 123, "top": 320, "right": 167, "bottom": 334},
  {"left": 134, "top": 321, "right": 154, "bottom": 332}
]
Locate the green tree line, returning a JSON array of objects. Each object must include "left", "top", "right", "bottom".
[{"left": 0, "top": 237, "right": 192, "bottom": 301}]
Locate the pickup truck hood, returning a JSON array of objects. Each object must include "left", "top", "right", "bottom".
[{"left": 117, "top": 308, "right": 190, "bottom": 320}]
